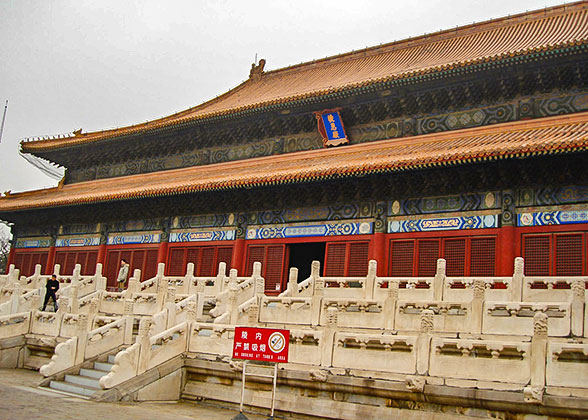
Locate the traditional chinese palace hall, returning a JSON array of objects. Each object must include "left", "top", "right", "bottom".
[{"left": 2, "top": 2, "right": 588, "bottom": 293}]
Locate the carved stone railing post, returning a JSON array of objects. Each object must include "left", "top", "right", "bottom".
[
  {"left": 137, "top": 318, "right": 152, "bottom": 374},
  {"left": 126, "top": 269, "right": 141, "bottom": 295},
  {"left": 165, "top": 287, "right": 177, "bottom": 329},
  {"left": 525, "top": 312, "right": 548, "bottom": 403},
  {"left": 511, "top": 257, "right": 524, "bottom": 302},
  {"left": 215, "top": 262, "right": 227, "bottom": 294},
  {"left": 123, "top": 299, "right": 135, "bottom": 345},
  {"left": 95, "top": 263, "right": 106, "bottom": 291},
  {"left": 10, "top": 283, "right": 21, "bottom": 314},
  {"left": 52, "top": 264, "right": 61, "bottom": 278},
  {"left": 185, "top": 300, "right": 198, "bottom": 324},
  {"left": 321, "top": 306, "right": 338, "bottom": 368},
  {"left": 287, "top": 267, "right": 298, "bottom": 297},
  {"left": 470, "top": 279, "right": 485, "bottom": 334},
  {"left": 57, "top": 296, "right": 69, "bottom": 314},
  {"left": 228, "top": 271, "right": 240, "bottom": 325},
  {"left": 74, "top": 314, "right": 89, "bottom": 365},
  {"left": 184, "top": 262, "right": 196, "bottom": 294},
  {"left": 156, "top": 276, "right": 169, "bottom": 312},
  {"left": 571, "top": 279, "right": 585, "bottom": 337},
  {"left": 416, "top": 309, "right": 434, "bottom": 375},
  {"left": 31, "top": 264, "right": 42, "bottom": 289},
  {"left": 88, "top": 296, "right": 99, "bottom": 327},
  {"left": 433, "top": 259, "right": 446, "bottom": 301},
  {"left": 8, "top": 265, "right": 20, "bottom": 286},
  {"left": 384, "top": 280, "right": 399, "bottom": 331},
  {"left": 253, "top": 264, "right": 265, "bottom": 301},
  {"left": 311, "top": 262, "right": 324, "bottom": 327},
  {"left": 70, "top": 285, "right": 80, "bottom": 314},
  {"left": 247, "top": 301, "right": 259, "bottom": 326},
  {"left": 71, "top": 264, "right": 82, "bottom": 287},
  {"left": 364, "top": 260, "right": 377, "bottom": 300}
]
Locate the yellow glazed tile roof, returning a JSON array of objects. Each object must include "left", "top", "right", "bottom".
[
  {"left": 21, "top": 1, "right": 588, "bottom": 152},
  {"left": 3, "top": 111, "right": 588, "bottom": 212}
]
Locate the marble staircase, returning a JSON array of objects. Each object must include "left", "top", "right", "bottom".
[{"left": 46, "top": 354, "right": 115, "bottom": 398}]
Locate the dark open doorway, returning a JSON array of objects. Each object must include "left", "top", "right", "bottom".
[{"left": 287, "top": 242, "right": 326, "bottom": 282}]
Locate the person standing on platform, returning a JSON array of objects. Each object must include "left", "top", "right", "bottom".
[
  {"left": 42, "top": 274, "right": 60, "bottom": 312},
  {"left": 117, "top": 259, "right": 129, "bottom": 292}
]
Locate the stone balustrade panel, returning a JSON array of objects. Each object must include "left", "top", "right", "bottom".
[
  {"left": 85, "top": 319, "right": 126, "bottom": 359},
  {"left": 429, "top": 337, "right": 532, "bottom": 385},
  {"left": 483, "top": 302, "right": 571, "bottom": 336},
  {"left": 289, "top": 329, "right": 322, "bottom": 365},
  {"left": 332, "top": 332, "right": 417, "bottom": 374},
  {"left": 0, "top": 312, "right": 31, "bottom": 339},
  {"left": 321, "top": 299, "right": 386, "bottom": 329},
  {"left": 523, "top": 277, "right": 588, "bottom": 302},
  {"left": 395, "top": 301, "right": 470, "bottom": 333},
  {"left": 30, "top": 311, "right": 62, "bottom": 336},
  {"left": 131, "top": 293, "right": 159, "bottom": 315},
  {"left": 59, "top": 313, "right": 83, "bottom": 338},
  {"left": 443, "top": 277, "right": 512, "bottom": 302},
  {"left": 260, "top": 297, "right": 313, "bottom": 325},
  {"left": 375, "top": 278, "right": 434, "bottom": 301},
  {"left": 99, "top": 292, "right": 126, "bottom": 315},
  {"left": 546, "top": 342, "right": 588, "bottom": 389},
  {"left": 189, "top": 323, "right": 234, "bottom": 356},
  {"left": 146, "top": 322, "right": 188, "bottom": 371}
]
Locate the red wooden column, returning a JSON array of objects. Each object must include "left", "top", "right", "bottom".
[
  {"left": 46, "top": 246, "right": 56, "bottom": 275},
  {"left": 6, "top": 247, "right": 15, "bottom": 273},
  {"left": 232, "top": 238, "right": 246, "bottom": 275},
  {"left": 157, "top": 241, "right": 169, "bottom": 265},
  {"left": 97, "top": 243, "right": 107, "bottom": 266},
  {"left": 498, "top": 226, "right": 516, "bottom": 276},
  {"left": 498, "top": 190, "right": 517, "bottom": 276},
  {"left": 370, "top": 232, "right": 387, "bottom": 276}
]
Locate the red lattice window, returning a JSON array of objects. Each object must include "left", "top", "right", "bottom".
[
  {"left": 246, "top": 246, "right": 265, "bottom": 277},
  {"left": 217, "top": 247, "right": 233, "bottom": 271},
  {"left": 265, "top": 246, "right": 286, "bottom": 293},
  {"left": 245, "top": 244, "right": 286, "bottom": 294},
  {"left": 389, "top": 236, "right": 497, "bottom": 277},
  {"left": 13, "top": 251, "right": 49, "bottom": 276},
  {"left": 348, "top": 242, "right": 370, "bottom": 276},
  {"left": 199, "top": 247, "right": 216, "bottom": 276},
  {"left": 523, "top": 235, "right": 551, "bottom": 276},
  {"left": 168, "top": 248, "right": 185, "bottom": 276},
  {"left": 444, "top": 239, "right": 466, "bottom": 276},
  {"left": 144, "top": 250, "right": 159, "bottom": 280},
  {"left": 470, "top": 237, "right": 496, "bottom": 276},
  {"left": 417, "top": 240, "right": 439, "bottom": 276},
  {"left": 105, "top": 248, "right": 158, "bottom": 287},
  {"left": 324, "top": 241, "right": 370, "bottom": 277},
  {"left": 324, "top": 243, "right": 347, "bottom": 276},
  {"left": 555, "top": 234, "right": 583, "bottom": 276},
  {"left": 390, "top": 241, "right": 414, "bottom": 276}
]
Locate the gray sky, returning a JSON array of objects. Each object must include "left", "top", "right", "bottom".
[{"left": 0, "top": 0, "right": 566, "bottom": 196}]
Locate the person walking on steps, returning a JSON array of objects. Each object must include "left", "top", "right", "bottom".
[
  {"left": 117, "top": 259, "right": 129, "bottom": 292},
  {"left": 42, "top": 274, "right": 60, "bottom": 312}
]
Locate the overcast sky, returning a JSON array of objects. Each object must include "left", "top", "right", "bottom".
[{"left": 0, "top": 0, "right": 566, "bottom": 196}]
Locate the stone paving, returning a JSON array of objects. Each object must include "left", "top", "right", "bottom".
[{"left": 0, "top": 369, "right": 277, "bottom": 420}]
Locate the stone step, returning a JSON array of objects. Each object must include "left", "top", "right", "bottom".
[
  {"left": 49, "top": 380, "right": 97, "bottom": 398},
  {"left": 94, "top": 361, "right": 114, "bottom": 372},
  {"left": 107, "top": 354, "right": 116, "bottom": 364},
  {"left": 64, "top": 374, "right": 101, "bottom": 389},
  {"left": 79, "top": 368, "right": 109, "bottom": 379}
]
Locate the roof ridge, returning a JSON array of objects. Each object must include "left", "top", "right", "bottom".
[{"left": 261, "top": 1, "right": 588, "bottom": 78}]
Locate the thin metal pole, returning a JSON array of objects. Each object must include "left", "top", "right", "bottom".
[
  {"left": 0, "top": 100, "right": 8, "bottom": 144},
  {"left": 270, "top": 363, "right": 278, "bottom": 417},
  {"left": 240, "top": 361, "right": 246, "bottom": 413}
]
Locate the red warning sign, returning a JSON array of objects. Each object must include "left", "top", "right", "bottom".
[{"left": 233, "top": 327, "right": 289, "bottom": 363}]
